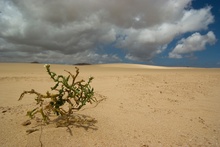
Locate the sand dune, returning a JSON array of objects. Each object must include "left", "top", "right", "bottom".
[
  {"left": 94, "top": 63, "right": 169, "bottom": 68},
  {"left": 93, "top": 63, "right": 188, "bottom": 69},
  {"left": 0, "top": 63, "right": 220, "bottom": 146}
]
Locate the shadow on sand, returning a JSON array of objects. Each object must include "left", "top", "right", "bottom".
[{"left": 52, "top": 113, "right": 98, "bottom": 135}]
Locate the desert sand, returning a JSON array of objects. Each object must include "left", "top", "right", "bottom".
[{"left": 0, "top": 63, "right": 220, "bottom": 146}]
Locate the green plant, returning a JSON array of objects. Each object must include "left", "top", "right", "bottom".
[{"left": 19, "top": 64, "right": 96, "bottom": 124}]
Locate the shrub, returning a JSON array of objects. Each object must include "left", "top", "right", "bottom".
[{"left": 19, "top": 64, "right": 96, "bottom": 124}]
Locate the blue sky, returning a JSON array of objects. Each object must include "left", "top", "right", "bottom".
[
  {"left": 0, "top": 0, "right": 219, "bottom": 67},
  {"left": 155, "top": 0, "right": 220, "bottom": 67}
]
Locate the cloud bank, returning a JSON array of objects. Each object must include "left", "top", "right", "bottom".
[
  {"left": 0, "top": 0, "right": 216, "bottom": 64},
  {"left": 169, "top": 31, "right": 217, "bottom": 58}
]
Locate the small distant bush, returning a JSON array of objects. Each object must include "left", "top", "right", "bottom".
[{"left": 19, "top": 64, "right": 96, "bottom": 124}]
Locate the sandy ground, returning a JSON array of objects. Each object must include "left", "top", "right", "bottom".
[{"left": 0, "top": 63, "right": 220, "bottom": 147}]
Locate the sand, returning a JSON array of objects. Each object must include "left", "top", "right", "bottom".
[{"left": 0, "top": 63, "right": 220, "bottom": 146}]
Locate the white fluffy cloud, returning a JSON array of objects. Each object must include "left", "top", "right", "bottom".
[
  {"left": 0, "top": 0, "right": 216, "bottom": 63},
  {"left": 169, "top": 31, "right": 217, "bottom": 58}
]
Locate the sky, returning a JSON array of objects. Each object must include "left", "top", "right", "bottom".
[{"left": 0, "top": 0, "right": 219, "bottom": 67}]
